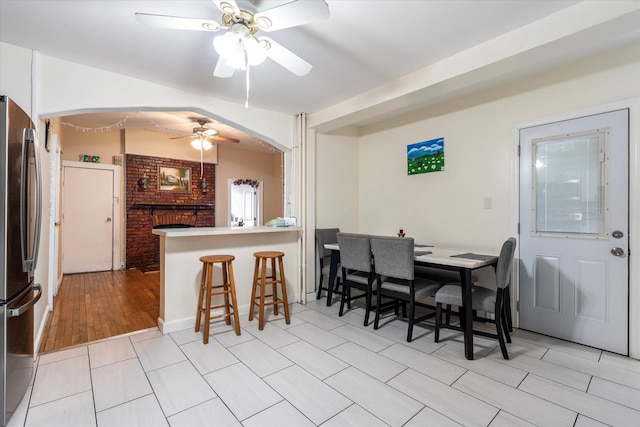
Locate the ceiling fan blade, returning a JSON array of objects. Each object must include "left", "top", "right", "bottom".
[
  {"left": 209, "top": 135, "right": 240, "bottom": 143},
  {"left": 135, "top": 13, "right": 221, "bottom": 32},
  {"left": 213, "top": 0, "right": 240, "bottom": 15},
  {"left": 204, "top": 129, "right": 219, "bottom": 136},
  {"left": 254, "top": 0, "right": 329, "bottom": 32},
  {"left": 260, "top": 37, "right": 312, "bottom": 76},
  {"left": 213, "top": 56, "right": 237, "bottom": 78}
]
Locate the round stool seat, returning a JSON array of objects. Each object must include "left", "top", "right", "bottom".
[
  {"left": 200, "top": 254, "right": 235, "bottom": 263},
  {"left": 253, "top": 251, "right": 285, "bottom": 258}
]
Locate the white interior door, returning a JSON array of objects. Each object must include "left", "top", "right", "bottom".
[
  {"left": 62, "top": 164, "right": 114, "bottom": 273},
  {"left": 519, "top": 109, "right": 629, "bottom": 354}
]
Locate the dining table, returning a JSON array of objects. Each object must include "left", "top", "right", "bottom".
[{"left": 324, "top": 242, "right": 498, "bottom": 360}]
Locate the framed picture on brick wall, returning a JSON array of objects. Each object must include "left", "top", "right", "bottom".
[{"left": 159, "top": 166, "right": 191, "bottom": 192}]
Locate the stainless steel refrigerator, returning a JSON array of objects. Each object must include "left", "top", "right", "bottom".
[{"left": 1, "top": 96, "right": 42, "bottom": 427}]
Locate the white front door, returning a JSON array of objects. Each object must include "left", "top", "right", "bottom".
[
  {"left": 519, "top": 109, "right": 629, "bottom": 355},
  {"left": 62, "top": 164, "right": 114, "bottom": 273}
]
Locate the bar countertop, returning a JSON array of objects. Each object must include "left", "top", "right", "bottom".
[{"left": 152, "top": 226, "right": 302, "bottom": 238}]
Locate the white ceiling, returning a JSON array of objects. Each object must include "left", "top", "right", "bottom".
[{"left": 1, "top": 1, "right": 639, "bottom": 148}]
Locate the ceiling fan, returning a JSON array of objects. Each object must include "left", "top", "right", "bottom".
[
  {"left": 135, "top": 0, "right": 330, "bottom": 78},
  {"left": 170, "top": 119, "right": 240, "bottom": 148}
]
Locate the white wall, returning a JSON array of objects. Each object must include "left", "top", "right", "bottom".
[
  {"left": 315, "top": 134, "right": 360, "bottom": 231},
  {"left": 356, "top": 45, "right": 639, "bottom": 250},
  {"left": 0, "top": 41, "right": 297, "bottom": 355}
]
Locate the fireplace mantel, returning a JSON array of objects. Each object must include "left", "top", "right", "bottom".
[{"left": 133, "top": 203, "right": 214, "bottom": 215}]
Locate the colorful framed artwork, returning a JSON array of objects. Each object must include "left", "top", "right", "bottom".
[
  {"left": 407, "top": 137, "right": 444, "bottom": 175},
  {"left": 159, "top": 166, "right": 191, "bottom": 192}
]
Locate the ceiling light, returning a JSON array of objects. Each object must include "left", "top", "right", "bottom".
[
  {"left": 213, "top": 29, "right": 267, "bottom": 70},
  {"left": 191, "top": 138, "right": 212, "bottom": 151}
]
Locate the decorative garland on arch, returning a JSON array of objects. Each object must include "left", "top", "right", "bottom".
[{"left": 233, "top": 179, "right": 259, "bottom": 188}]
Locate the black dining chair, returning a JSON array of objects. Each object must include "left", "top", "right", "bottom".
[
  {"left": 315, "top": 228, "right": 342, "bottom": 304},
  {"left": 370, "top": 236, "right": 442, "bottom": 342},
  {"left": 336, "top": 232, "right": 377, "bottom": 326},
  {"left": 434, "top": 237, "right": 517, "bottom": 359}
]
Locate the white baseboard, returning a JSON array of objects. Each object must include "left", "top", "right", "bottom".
[{"left": 33, "top": 303, "right": 52, "bottom": 359}]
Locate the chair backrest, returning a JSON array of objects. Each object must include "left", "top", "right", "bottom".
[
  {"left": 316, "top": 228, "right": 340, "bottom": 260},
  {"left": 336, "top": 233, "right": 372, "bottom": 272},
  {"left": 496, "top": 237, "right": 517, "bottom": 289},
  {"left": 370, "top": 236, "right": 415, "bottom": 280}
]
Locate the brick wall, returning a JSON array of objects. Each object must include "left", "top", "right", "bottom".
[{"left": 126, "top": 154, "right": 215, "bottom": 270}]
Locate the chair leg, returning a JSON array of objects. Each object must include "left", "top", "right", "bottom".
[
  {"left": 249, "top": 258, "right": 260, "bottom": 322},
  {"left": 203, "top": 263, "right": 213, "bottom": 344},
  {"left": 495, "top": 307, "right": 509, "bottom": 359},
  {"left": 499, "top": 298, "right": 512, "bottom": 344},
  {"left": 258, "top": 258, "right": 268, "bottom": 330},
  {"left": 374, "top": 292, "right": 382, "bottom": 330},
  {"left": 364, "top": 287, "right": 371, "bottom": 327},
  {"left": 434, "top": 303, "right": 442, "bottom": 343},
  {"left": 222, "top": 263, "right": 231, "bottom": 326},
  {"left": 227, "top": 262, "right": 241, "bottom": 336},
  {"left": 406, "top": 299, "right": 415, "bottom": 342},
  {"left": 195, "top": 263, "right": 207, "bottom": 333},
  {"left": 317, "top": 273, "right": 324, "bottom": 300},
  {"left": 503, "top": 287, "right": 513, "bottom": 332},
  {"left": 271, "top": 258, "right": 279, "bottom": 316},
  {"left": 339, "top": 283, "right": 347, "bottom": 317},
  {"left": 494, "top": 294, "right": 509, "bottom": 359},
  {"left": 277, "top": 256, "right": 290, "bottom": 325},
  {"left": 503, "top": 312, "right": 512, "bottom": 344},
  {"left": 445, "top": 304, "right": 452, "bottom": 325}
]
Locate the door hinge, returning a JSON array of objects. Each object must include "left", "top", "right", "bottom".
[
  {"left": 517, "top": 145, "right": 521, "bottom": 157},
  {"left": 516, "top": 300, "right": 520, "bottom": 312},
  {"left": 517, "top": 222, "right": 520, "bottom": 234}
]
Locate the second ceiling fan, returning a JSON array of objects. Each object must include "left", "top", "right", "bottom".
[
  {"left": 170, "top": 119, "right": 240, "bottom": 145},
  {"left": 135, "top": 0, "right": 330, "bottom": 78}
]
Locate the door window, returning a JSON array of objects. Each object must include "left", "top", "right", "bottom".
[{"left": 531, "top": 129, "right": 609, "bottom": 238}]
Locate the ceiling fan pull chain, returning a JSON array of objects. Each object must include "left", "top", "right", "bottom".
[
  {"left": 200, "top": 140, "right": 204, "bottom": 177},
  {"left": 245, "top": 53, "right": 251, "bottom": 108}
]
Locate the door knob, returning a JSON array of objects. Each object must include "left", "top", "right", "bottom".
[
  {"left": 106, "top": 217, "right": 112, "bottom": 222},
  {"left": 611, "top": 247, "right": 625, "bottom": 257}
]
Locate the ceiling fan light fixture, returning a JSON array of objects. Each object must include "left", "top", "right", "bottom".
[
  {"left": 191, "top": 138, "right": 213, "bottom": 151},
  {"left": 214, "top": 31, "right": 266, "bottom": 70},
  {"left": 213, "top": 31, "right": 242, "bottom": 58},
  {"left": 243, "top": 37, "right": 267, "bottom": 65}
]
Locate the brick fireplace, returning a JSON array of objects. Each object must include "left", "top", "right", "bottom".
[{"left": 126, "top": 154, "right": 215, "bottom": 271}]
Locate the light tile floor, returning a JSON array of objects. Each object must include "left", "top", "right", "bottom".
[{"left": 10, "top": 300, "right": 640, "bottom": 427}]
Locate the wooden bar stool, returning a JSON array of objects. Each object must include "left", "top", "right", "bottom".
[
  {"left": 249, "top": 251, "right": 291, "bottom": 330},
  {"left": 195, "top": 254, "right": 241, "bottom": 344}
]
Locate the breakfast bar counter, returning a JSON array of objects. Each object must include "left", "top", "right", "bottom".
[{"left": 152, "top": 226, "right": 302, "bottom": 333}]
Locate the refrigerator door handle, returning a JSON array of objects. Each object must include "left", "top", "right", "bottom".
[
  {"left": 20, "top": 127, "right": 42, "bottom": 272},
  {"left": 7, "top": 284, "right": 42, "bottom": 317}
]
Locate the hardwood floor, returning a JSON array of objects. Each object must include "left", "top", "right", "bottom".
[{"left": 39, "top": 269, "right": 160, "bottom": 353}]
